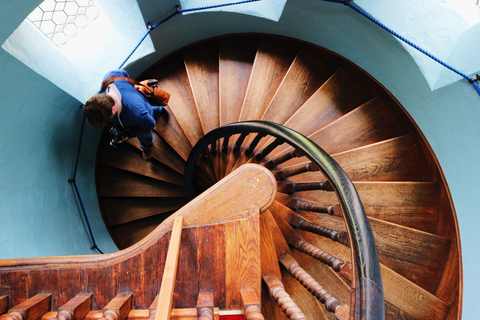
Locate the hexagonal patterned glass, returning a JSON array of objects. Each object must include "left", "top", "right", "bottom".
[{"left": 28, "top": 0, "right": 100, "bottom": 47}]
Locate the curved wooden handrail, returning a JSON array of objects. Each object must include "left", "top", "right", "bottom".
[
  {"left": 0, "top": 164, "right": 276, "bottom": 269},
  {"left": 184, "top": 121, "right": 384, "bottom": 320}
]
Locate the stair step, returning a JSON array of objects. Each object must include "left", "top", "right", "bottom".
[
  {"left": 306, "top": 95, "right": 404, "bottom": 155},
  {"left": 97, "top": 165, "right": 187, "bottom": 198},
  {"left": 109, "top": 213, "right": 173, "bottom": 251},
  {"left": 261, "top": 45, "right": 342, "bottom": 125},
  {"left": 278, "top": 135, "right": 424, "bottom": 182},
  {"left": 299, "top": 210, "right": 451, "bottom": 294},
  {"left": 298, "top": 231, "right": 450, "bottom": 320},
  {"left": 98, "top": 138, "right": 184, "bottom": 186},
  {"left": 219, "top": 38, "right": 258, "bottom": 126},
  {"left": 184, "top": 44, "right": 220, "bottom": 134},
  {"left": 150, "top": 55, "right": 203, "bottom": 146},
  {"left": 281, "top": 64, "right": 376, "bottom": 138},
  {"left": 294, "top": 181, "right": 439, "bottom": 233},
  {"left": 239, "top": 39, "right": 298, "bottom": 121},
  {"left": 153, "top": 107, "right": 192, "bottom": 161},
  {"left": 100, "top": 197, "right": 189, "bottom": 226}
]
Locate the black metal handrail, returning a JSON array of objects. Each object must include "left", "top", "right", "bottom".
[{"left": 184, "top": 121, "right": 384, "bottom": 320}]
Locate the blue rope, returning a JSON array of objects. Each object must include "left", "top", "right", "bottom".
[
  {"left": 178, "top": 0, "right": 260, "bottom": 13},
  {"left": 69, "top": 112, "right": 103, "bottom": 254},
  {"left": 337, "top": 1, "right": 480, "bottom": 95}
]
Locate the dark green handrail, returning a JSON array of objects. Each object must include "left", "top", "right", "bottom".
[{"left": 184, "top": 121, "right": 384, "bottom": 320}]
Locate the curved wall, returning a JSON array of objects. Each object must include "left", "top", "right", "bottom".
[{"left": 1, "top": 0, "right": 479, "bottom": 318}]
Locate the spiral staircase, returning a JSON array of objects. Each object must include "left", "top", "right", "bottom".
[{"left": 0, "top": 34, "right": 460, "bottom": 320}]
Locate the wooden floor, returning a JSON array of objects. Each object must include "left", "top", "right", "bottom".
[{"left": 94, "top": 34, "right": 461, "bottom": 320}]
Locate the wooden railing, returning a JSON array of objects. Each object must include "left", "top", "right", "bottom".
[
  {"left": 0, "top": 164, "right": 277, "bottom": 320},
  {"left": 184, "top": 121, "right": 384, "bottom": 320}
]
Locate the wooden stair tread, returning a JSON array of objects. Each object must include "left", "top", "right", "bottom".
[
  {"left": 298, "top": 210, "right": 451, "bottom": 293},
  {"left": 298, "top": 231, "right": 450, "bottom": 320},
  {"left": 153, "top": 107, "right": 192, "bottom": 161},
  {"left": 293, "top": 181, "right": 439, "bottom": 233},
  {"left": 219, "top": 39, "right": 258, "bottom": 126},
  {"left": 281, "top": 64, "right": 376, "bottom": 138},
  {"left": 306, "top": 95, "right": 404, "bottom": 155},
  {"left": 261, "top": 46, "right": 342, "bottom": 125},
  {"left": 278, "top": 135, "right": 424, "bottom": 182},
  {"left": 98, "top": 138, "right": 184, "bottom": 186},
  {"left": 150, "top": 55, "right": 203, "bottom": 146},
  {"left": 123, "top": 130, "right": 186, "bottom": 174},
  {"left": 97, "top": 165, "right": 187, "bottom": 198},
  {"left": 184, "top": 44, "right": 220, "bottom": 134},
  {"left": 100, "top": 197, "right": 189, "bottom": 226},
  {"left": 239, "top": 39, "right": 298, "bottom": 121}
]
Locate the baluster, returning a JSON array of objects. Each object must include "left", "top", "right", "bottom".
[
  {"left": 274, "top": 162, "right": 316, "bottom": 180},
  {"left": 295, "top": 239, "right": 345, "bottom": 272},
  {"left": 264, "top": 149, "right": 301, "bottom": 169},
  {"left": 262, "top": 274, "right": 307, "bottom": 320},
  {"left": 0, "top": 296, "right": 8, "bottom": 315},
  {"left": 233, "top": 133, "right": 249, "bottom": 154},
  {"left": 278, "top": 181, "right": 329, "bottom": 193},
  {"left": 0, "top": 294, "right": 51, "bottom": 320},
  {"left": 209, "top": 141, "right": 217, "bottom": 155},
  {"left": 57, "top": 293, "right": 92, "bottom": 320},
  {"left": 291, "top": 198, "right": 335, "bottom": 215},
  {"left": 240, "top": 289, "right": 264, "bottom": 320},
  {"left": 245, "top": 133, "right": 266, "bottom": 155},
  {"left": 278, "top": 253, "right": 341, "bottom": 313},
  {"left": 222, "top": 135, "right": 230, "bottom": 154},
  {"left": 290, "top": 215, "right": 349, "bottom": 245},
  {"left": 196, "top": 291, "right": 214, "bottom": 320},
  {"left": 101, "top": 293, "right": 132, "bottom": 320},
  {"left": 255, "top": 139, "right": 283, "bottom": 161}
]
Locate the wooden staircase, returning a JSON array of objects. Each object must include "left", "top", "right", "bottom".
[{"left": 0, "top": 34, "right": 460, "bottom": 320}]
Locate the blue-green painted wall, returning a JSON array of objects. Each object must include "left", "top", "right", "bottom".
[{"left": 1, "top": 0, "right": 478, "bottom": 318}]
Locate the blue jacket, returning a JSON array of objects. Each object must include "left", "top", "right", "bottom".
[{"left": 104, "top": 70, "right": 161, "bottom": 151}]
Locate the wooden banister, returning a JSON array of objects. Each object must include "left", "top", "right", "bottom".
[
  {"left": 156, "top": 217, "right": 183, "bottom": 320},
  {"left": 0, "top": 164, "right": 275, "bottom": 269}
]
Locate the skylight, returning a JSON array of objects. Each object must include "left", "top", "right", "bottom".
[{"left": 28, "top": 0, "right": 100, "bottom": 47}]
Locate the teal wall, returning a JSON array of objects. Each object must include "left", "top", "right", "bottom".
[{"left": 1, "top": 0, "right": 478, "bottom": 318}]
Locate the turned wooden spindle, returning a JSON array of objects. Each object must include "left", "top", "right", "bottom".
[
  {"left": 295, "top": 239, "right": 345, "bottom": 271},
  {"left": 278, "top": 181, "right": 329, "bottom": 193},
  {"left": 263, "top": 274, "right": 307, "bottom": 320},
  {"left": 264, "top": 149, "right": 298, "bottom": 169},
  {"left": 0, "top": 294, "right": 51, "bottom": 320},
  {"left": 279, "top": 254, "right": 341, "bottom": 312},
  {"left": 291, "top": 198, "right": 335, "bottom": 215},
  {"left": 221, "top": 135, "right": 231, "bottom": 154},
  {"left": 289, "top": 214, "right": 345, "bottom": 241},
  {"left": 240, "top": 288, "right": 264, "bottom": 320},
  {"left": 57, "top": 292, "right": 92, "bottom": 320},
  {"left": 0, "top": 296, "right": 8, "bottom": 315},
  {"left": 255, "top": 139, "right": 282, "bottom": 161},
  {"left": 274, "top": 162, "right": 316, "bottom": 180},
  {"left": 101, "top": 293, "right": 132, "bottom": 320},
  {"left": 245, "top": 133, "right": 266, "bottom": 155},
  {"left": 233, "top": 133, "right": 249, "bottom": 153},
  {"left": 196, "top": 291, "right": 214, "bottom": 320}
]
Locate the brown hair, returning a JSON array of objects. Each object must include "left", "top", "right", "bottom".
[{"left": 84, "top": 94, "right": 115, "bottom": 128}]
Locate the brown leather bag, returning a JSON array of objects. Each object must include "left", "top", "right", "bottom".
[{"left": 101, "top": 76, "right": 170, "bottom": 106}]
